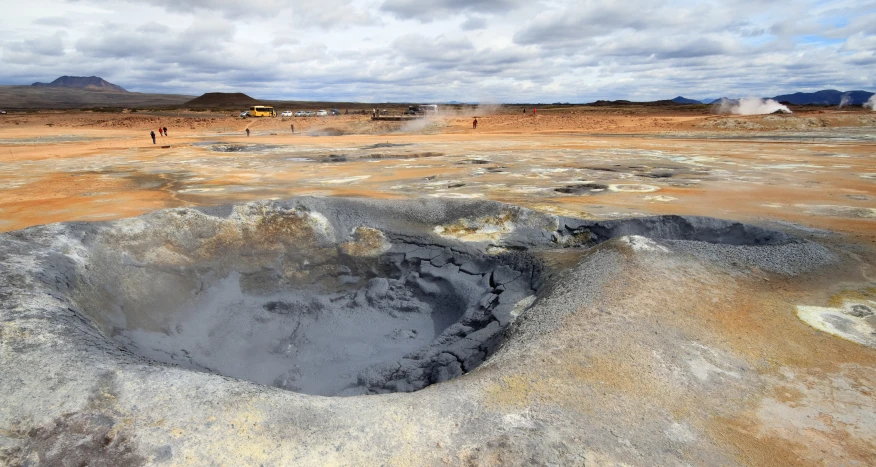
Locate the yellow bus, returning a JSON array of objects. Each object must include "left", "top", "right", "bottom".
[{"left": 248, "top": 106, "right": 276, "bottom": 117}]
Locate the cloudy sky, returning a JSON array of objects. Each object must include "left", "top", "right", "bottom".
[{"left": 2, "top": 0, "right": 875, "bottom": 102}]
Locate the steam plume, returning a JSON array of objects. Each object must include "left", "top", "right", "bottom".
[
  {"left": 838, "top": 94, "right": 852, "bottom": 108},
  {"left": 865, "top": 95, "right": 876, "bottom": 111},
  {"left": 716, "top": 97, "right": 791, "bottom": 115}
]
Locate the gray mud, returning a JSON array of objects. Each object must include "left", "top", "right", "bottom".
[
  {"left": 555, "top": 183, "right": 609, "bottom": 195},
  {"left": 206, "top": 143, "right": 285, "bottom": 153},
  {"left": 0, "top": 198, "right": 833, "bottom": 397}
]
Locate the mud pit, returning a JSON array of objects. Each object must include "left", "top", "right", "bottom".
[
  {"left": 71, "top": 199, "right": 547, "bottom": 396},
  {"left": 1, "top": 198, "right": 807, "bottom": 399}
]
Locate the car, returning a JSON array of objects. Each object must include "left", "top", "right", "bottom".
[
  {"left": 293, "top": 111, "right": 307, "bottom": 117},
  {"left": 281, "top": 111, "right": 293, "bottom": 117},
  {"left": 239, "top": 111, "right": 250, "bottom": 118},
  {"left": 329, "top": 108, "right": 341, "bottom": 116},
  {"left": 0, "top": 110, "right": 6, "bottom": 115},
  {"left": 316, "top": 110, "right": 328, "bottom": 116}
]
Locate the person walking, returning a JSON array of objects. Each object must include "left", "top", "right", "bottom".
[
  {"left": 473, "top": 118, "right": 478, "bottom": 130},
  {"left": 246, "top": 128, "right": 250, "bottom": 137},
  {"left": 290, "top": 123, "right": 294, "bottom": 133},
  {"left": 533, "top": 107, "right": 537, "bottom": 115},
  {"left": 163, "top": 127, "right": 168, "bottom": 137},
  {"left": 522, "top": 107, "right": 526, "bottom": 114},
  {"left": 150, "top": 130, "right": 156, "bottom": 144},
  {"left": 158, "top": 127, "right": 163, "bottom": 137}
]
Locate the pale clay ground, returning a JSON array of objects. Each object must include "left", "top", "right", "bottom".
[{"left": 1, "top": 108, "right": 875, "bottom": 466}]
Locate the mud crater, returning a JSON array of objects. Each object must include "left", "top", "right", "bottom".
[
  {"left": 1, "top": 198, "right": 807, "bottom": 397},
  {"left": 62, "top": 200, "right": 543, "bottom": 396}
]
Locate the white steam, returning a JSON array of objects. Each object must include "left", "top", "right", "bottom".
[
  {"left": 399, "top": 117, "right": 431, "bottom": 132},
  {"left": 838, "top": 94, "right": 852, "bottom": 108},
  {"left": 397, "top": 102, "right": 502, "bottom": 133},
  {"left": 716, "top": 97, "right": 791, "bottom": 115},
  {"left": 865, "top": 95, "right": 876, "bottom": 111}
]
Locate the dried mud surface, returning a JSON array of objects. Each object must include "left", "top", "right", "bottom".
[{"left": 1, "top": 108, "right": 875, "bottom": 466}]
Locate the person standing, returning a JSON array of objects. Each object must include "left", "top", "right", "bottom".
[
  {"left": 163, "top": 127, "right": 168, "bottom": 137},
  {"left": 522, "top": 107, "right": 526, "bottom": 114},
  {"left": 533, "top": 108, "right": 537, "bottom": 115},
  {"left": 150, "top": 130, "right": 156, "bottom": 144},
  {"left": 290, "top": 123, "right": 294, "bottom": 133},
  {"left": 246, "top": 128, "right": 250, "bottom": 137},
  {"left": 158, "top": 127, "right": 163, "bottom": 137},
  {"left": 473, "top": 118, "right": 478, "bottom": 130}
]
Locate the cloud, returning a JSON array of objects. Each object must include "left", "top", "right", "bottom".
[
  {"left": 3, "top": 32, "right": 66, "bottom": 63},
  {"left": 33, "top": 16, "right": 72, "bottom": 27},
  {"left": 381, "top": 0, "right": 524, "bottom": 21},
  {"left": 0, "top": 0, "right": 874, "bottom": 103},
  {"left": 271, "top": 36, "right": 300, "bottom": 47},
  {"left": 116, "top": 0, "right": 379, "bottom": 27},
  {"left": 513, "top": 2, "right": 676, "bottom": 46},
  {"left": 461, "top": 17, "right": 487, "bottom": 30},
  {"left": 27, "top": 33, "right": 66, "bottom": 56},
  {"left": 128, "top": 0, "right": 289, "bottom": 18},
  {"left": 393, "top": 34, "right": 475, "bottom": 63},
  {"left": 840, "top": 32, "right": 876, "bottom": 52},
  {"left": 137, "top": 22, "right": 171, "bottom": 34},
  {"left": 291, "top": 0, "right": 382, "bottom": 28}
]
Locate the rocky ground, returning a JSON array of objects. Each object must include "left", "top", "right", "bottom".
[{"left": 0, "top": 107, "right": 874, "bottom": 466}]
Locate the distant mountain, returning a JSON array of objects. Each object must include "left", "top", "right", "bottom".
[
  {"left": 771, "top": 89, "right": 873, "bottom": 106},
  {"left": 31, "top": 76, "right": 127, "bottom": 92},
  {"left": 183, "top": 92, "right": 261, "bottom": 108},
  {"left": 586, "top": 99, "right": 688, "bottom": 106},
  {"left": 0, "top": 85, "right": 192, "bottom": 109},
  {"left": 670, "top": 96, "right": 702, "bottom": 104}
]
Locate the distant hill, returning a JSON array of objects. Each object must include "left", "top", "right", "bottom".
[
  {"left": 184, "top": 92, "right": 262, "bottom": 108},
  {"left": 0, "top": 86, "right": 193, "bottom": 109},
  {"left": 585, "top": 99, "right": 686, "bottom": 107},
  {"left": 670, "top": 96, "right": 702, "bottom": 104},
  {"left": 771, "top": 90, "right": 873, "bottom": 106},
  {"left": 31, "top": 76, "right": 127, "bottom": 92}
]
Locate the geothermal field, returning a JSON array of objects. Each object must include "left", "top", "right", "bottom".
[{"left": 1, "top": 105, "right": 875, "bottom": 465}]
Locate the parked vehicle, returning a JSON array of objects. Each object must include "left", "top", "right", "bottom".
[
  {"left": 317, "top": 110, "right": 328, "bottom": 116},
  {"left": 281, "top": 111, "right": 293, "bottom": 117},
  {"left": 329, "top": 108, "right": 341, "bottom": 116},
  {"left": 239, "top": 111, "right": 250, "bottom": 118},
  {"left": 294, "top": 111, "right": 307, "bottom": 117},
  {"left": 248, "top": 106, "right": 276, "bottom": 117},
  {"left": 0, "top": 110, "right": 7, "bottom": 115}
]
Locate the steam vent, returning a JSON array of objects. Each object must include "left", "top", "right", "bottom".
[{"left": 0, "top": 197, "right": 848, "bottom": 464}]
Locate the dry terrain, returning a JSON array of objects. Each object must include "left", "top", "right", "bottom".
[
  {"left": 2, "top": 107, "right": 874, "bottom": 238},
  {"left": 1, "top": 106, "right": 875, "bottom": 466}
]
